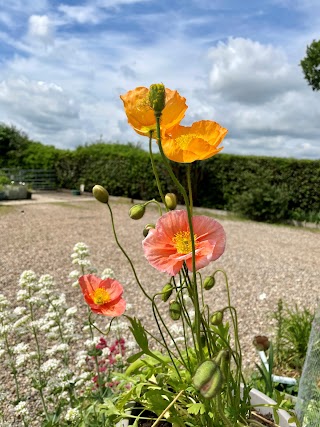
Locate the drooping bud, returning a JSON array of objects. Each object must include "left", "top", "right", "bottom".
[
  {"left": 161, "top": 283, "right": 173, "bottom": 302},
  {"left": 165, "top": 193, "right": 177, "bottom": 210},
  {"left": 169, "top": 300, "right": 181, "bottom": 321},
  {"left": 92, "top": 185, "right": 109, "bottom": 204},
  {"left": 149, "top": 83, "right": 166, "bottom": 115},
  {"left": 129, "top": 204, "right": 145, "bottom": 220},
  {"left": 203, "top": 276, "right": 215, "bottom": 291},
  {"left": 142, "top": 223, "right": 155, "bottom": 237},
  {"left": 192, "top": 360, "right": 223, "bottom": 399},
  {"left": 210, "top": 311, "right": 223, "bottom": 326},
  {"left": 253, "top": 335, "right": 270, "bottom": 352},
  {"left": 214, "top": 350, "right": 230, "bottom": 381}
]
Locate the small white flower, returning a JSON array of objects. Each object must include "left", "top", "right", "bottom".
[
  {"left": 40, "top": 358, "right": 60, "bottom": 373},
  {"left": 258, "top": 293, "right": 267, "bottom": 301},
  {"left": 46, "top": 343, "right": 69, "bottom": 355},
  {"left": 13, "top": 306, "right": 27, "bottom": 316},
  {"left": 14, "top": 401, "right": 29, "bottom": 416},
  {"left": 16, "top": 353, "right": 31, "bottom": 367},
  {"left": 102, "top": 347, "right": 111, "bottom": 357},
  {"left": 19, "top": 271, "right": 38, "bottom": 290},
  {"left": 126, "top": 340, "right": 137, "bottom": 351},
  {"left": 65, "top": 306, "right": 77, "bottom": 316},
  {"left": 0, "top": 294, "right": 9, "bottom": 309},
  {"left": 69, "top": 270, "right": 80, "bottom": 279},
  {"left": 65, "top": 407, "right": 81, "bottom": 423},
  {"left": 13, "top": 343, "right": 29, "bottom": 354},
  {"left": 101, "top": 268, "right": 115, "bottom": 279},
  {"left": 16, "top": 289, "right": 29, "bottom": 301},
  {"left": 0, "top": 349, "right": 6, "bottom": 359},
  {"left": 12, "top": 314, "right": 31, "bottom": 330},
  {"left": 72, "top": 258, "right": 91, "bottom": 267}
]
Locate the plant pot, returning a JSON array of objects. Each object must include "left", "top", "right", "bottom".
[
  {"left": 248, "top": 387, "right": 296, "bottom": 427},
  {"left": 71, "top": 189, "right": 81, "bottom": 196},
  {"left": 116, "top": 389, "right": 296, "bottom": 427}
]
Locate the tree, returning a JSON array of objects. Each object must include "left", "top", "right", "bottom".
[
  {"left": 300, "top": 39, "right": 320, "bottom": 91},
  {"left": 0, "top": 124, "right": 30, "bottom": 167}
]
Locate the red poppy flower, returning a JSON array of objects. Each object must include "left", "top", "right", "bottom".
[{"left": 78, "top": 274, "right": 126, "bottom": 316}]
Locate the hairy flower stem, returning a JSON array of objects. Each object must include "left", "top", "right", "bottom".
[
  {"left": 186, "top": 164, "right": 193, "bottom": 216},
  {"left": 148, "top": 131, "right": 168, "bottom": 211},
  {"left": 155, "top": 114, "right": 204, "bottom": 362},
  {"left": 107, "top": 202, "right": 153, "bottom": 303}
]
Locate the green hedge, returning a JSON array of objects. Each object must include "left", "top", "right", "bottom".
[{"left": 55, "top": 143, "right": 320, "bottom": 223}]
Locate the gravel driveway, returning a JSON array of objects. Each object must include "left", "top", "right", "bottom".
[{"left": 0, "top": 191, "right": 319, "bottom": 423}]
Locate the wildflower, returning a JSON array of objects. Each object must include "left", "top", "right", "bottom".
[
  {"left": 40, "top": 358, "right": 60, "bottom": 373},
  {"left": 162, "top": 120, "right": 227, "bottom": 163},
  {"left": 120, "top": 86, "right": 187, "bottom": 137},
  {"left": 14, "top": 401, "right": 29, "bottom": 417},
  {"left": 79, "top": 275, "right": 126, "bottom": 316},
  {"left": 65, "top": 407, "right": 81, "bottom": 423},
  {"left": 101, "top": 268, "right": 115, "bottom": 279},
  {"left": 143, "top": 210, "right": 226, "bottom": 276}
]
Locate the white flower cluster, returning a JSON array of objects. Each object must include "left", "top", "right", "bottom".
[
  {"left": 65, "top": 407, "right": 81, "bottom": 423},
  {"left": 69, "top": 242, "right": 98, "bottom": 286}
]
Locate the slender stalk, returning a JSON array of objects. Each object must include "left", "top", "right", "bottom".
[
  {"left": 155, "top": 114, "right": 203, "bottom": 361},
  {"left": 87, "top": 308, "right": 104, "bottom": 402},
  {"left": 148, "top": 131, "right": 168, "bottom": 210},
  {"left": 3, "top": 334, "right": 20, "bottom": 400},
  {"left": 106, "top": 202, "right": 152, "bottom": 302},
  {"left": 143, "top": 199, "right": 163, "bottom": 216},
  {"left": 186, "top": 164, "right": 193, "bottom": 216},
  {"left": 150, "top": 390, "right": 184, "bottom": 427}
]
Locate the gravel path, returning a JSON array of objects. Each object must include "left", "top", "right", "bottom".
[{"left": 0, "top": 191, "right": 319, "bottom": 423}]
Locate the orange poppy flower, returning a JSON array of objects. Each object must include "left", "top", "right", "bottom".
[
  {"left": 120, "top": 86, "right": 187, "bottom": 137},
  {"left": 143, "top": 210, "right": 226, "bottom": 276},
  {"left": 162, "top": 120, "right": 228, "bottom": 163},
  {"left": 79, "top": 274, "right": 126, "bottom": 316}
]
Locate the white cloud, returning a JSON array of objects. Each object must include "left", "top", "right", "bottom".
[
  {"left": 208, "top": 37, "right": 302, "bottom": 104},
  {"left": 58, "top": 5, "right": 106, "bottom": 24},
  {"left": 28, "top": 15, "right": 54, "bottom": 44}
]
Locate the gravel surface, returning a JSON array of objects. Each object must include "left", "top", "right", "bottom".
[{"left": 0, "top": 191, "right": 319, "bottom": 425}]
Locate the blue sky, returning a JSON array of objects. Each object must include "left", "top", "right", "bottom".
[{"left": 0, "top": 0, "right": 319, "bottom": 158}]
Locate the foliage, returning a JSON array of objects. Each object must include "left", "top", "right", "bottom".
[
  {"left": 300, "top": 39, "right": 320, "bottom": 91},
  {"left": 272, "top": 300, "right": 314, "bottom": 374},
  {"left": 0, "top": 124, "right": 29, "bottom": 167}
]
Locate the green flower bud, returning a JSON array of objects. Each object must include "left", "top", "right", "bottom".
[
  {"left": 165, "top": 193, "right": 177, "bottom": 210},
  {"left": 214, "top": 350, "right": 230, "bottom": 381},
  {"left": 142, "top": 223, "right": 155, "bottom": 237},
  {"left": 149, "top": 83, "right": 166, "bottom": 114},
  {"left": 203, "top": 276, "right": 215, "bottom": 291},
  {"left": 192, "top": 360, "right": 223, "bottom": 399},
  {"left": 169, "top": 300, "right": 181, "bottom": 321},
  {"left": 161, "top": 283, "right": 173, "bottom": 302},
  {"left": 129, "top": 204, "right": 145, "bottom": 220},
  {"left": 92, "top": 185, "right": 109, "bottom": 203},
  {"left": 210, "top": 311, "right": 223, "bottom": 326}
]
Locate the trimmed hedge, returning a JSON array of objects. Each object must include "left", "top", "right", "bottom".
[{"left": 55, "top": 143, "right": 320, "bottom": 223}]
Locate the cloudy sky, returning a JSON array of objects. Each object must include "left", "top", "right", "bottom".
[{"left": 0, "top": 0, "right": 319, "bottom": 158}]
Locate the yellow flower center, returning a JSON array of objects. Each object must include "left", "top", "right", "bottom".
[
  {"left": 136, "top": 95, "right": 152, "bottom": 113},
  {"left": 172, "top": 231, "right": 197, "bottom": 254},
  {"left": 175, "top": 133, "right": 202, "bottom": 150},
  {"left": 91, "top": 288, "right": 110, "bottom": 305}
]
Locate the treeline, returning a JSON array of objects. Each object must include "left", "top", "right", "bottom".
[{"left": 1, "top": 124, "right": 319, "bottom": 224}]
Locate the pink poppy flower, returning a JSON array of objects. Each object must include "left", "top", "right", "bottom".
[
  {"left": 78, "top": 274, "right": 126, "bottom": 316},
  {"left": 143, "top": 210, "right": 226, "bottom": 276}
]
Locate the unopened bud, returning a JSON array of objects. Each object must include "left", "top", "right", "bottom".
[
  {"left": 92, "top": 185, "right": 109, "bottom": 203},
  {"left": 143, "top": 223, "right": 155, "bottom": 237},
  {"left": 161, "top": 283, "right": 173, "bottom": 302},
  {"left": 149, "top": 83, "right": 166, "bottom": 115},
  {"left": 214, "top": 350, "right": 230, "bottom": 380},
  {"left": 253, "top": 335, "right": 270, "bottom": 352},
  {"left": 193, "top": 360, "right": 223, "bottom": 399},
  {"left": 165, "top": 193, "right": 177, "bottom": 210},
  {"left": 169, "top": 300, "right": 181, "bottom": 321},
  {"left": 129, "top": 204, "right": 145, "bottom": 220},
  {"left": 210, "top": 311, "right": 223, "bottom": 326},
  {"left": 203, "top": 276, "right": 215, "bottom": 291}
]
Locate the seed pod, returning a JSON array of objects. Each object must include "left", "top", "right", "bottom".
[
  {"left": 165, "top": 193, "right": 177, "bottom": 210},
  {"left": 129, "top": 204, "right": 145, "bottom": 220},
  {"left": 92, "top": 185, "right": 109, "bottom": 204},
  {"left": 203, "top": 276, "right": 215, "bottom": 291},
  {"left": 253, "top": 335, "right": 270, "bottom": 351},
  {"left": 210, "top": 311, "right": 223, "bottom": 326},
  {"left": 161, "top": 283, "right": 173, "bottom": 302},
  {"left": 169, "top": 300, "right": 181, "bottom": 321},
  {"left": 192, "top": 360, "right": 223, "bottom": 399},
  {"left": 149, "top": 83, "right": 166, "bottom": 115}
]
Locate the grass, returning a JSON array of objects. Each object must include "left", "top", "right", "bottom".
[{"left": 0, "top": 205, "right": 16, "bottom": 215}]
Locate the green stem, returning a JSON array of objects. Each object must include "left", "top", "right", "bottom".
[
  {"left": 3, "top": 334, "right": 20, "bottom": 400},
  {"left": 155, "top": 114, "right": 203, "bottom": 362},
  {"left": 143, "top": 199, "right": 163, "bottom": 216},
  {"left": 149, "top": 131, "right": 168, "bottom": 211},
  {"left": 106, "top": 202, "right": 152, "bottom": 302},
  {"left": 87, "top": 308, "right": 104, "bottom": 402},
  {"left": 187, "top": 164, "right": 193, "bottom": 216}
]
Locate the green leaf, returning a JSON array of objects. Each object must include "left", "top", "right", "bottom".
[
  {"left": 127, "top": 317, "right": 149, "bottom": 352},
  {"left": 127, "top": 351, "right": 145, "bottom": 364},
  {"left": 187, "top": 403, "right": 206, "bottom": 415}
]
